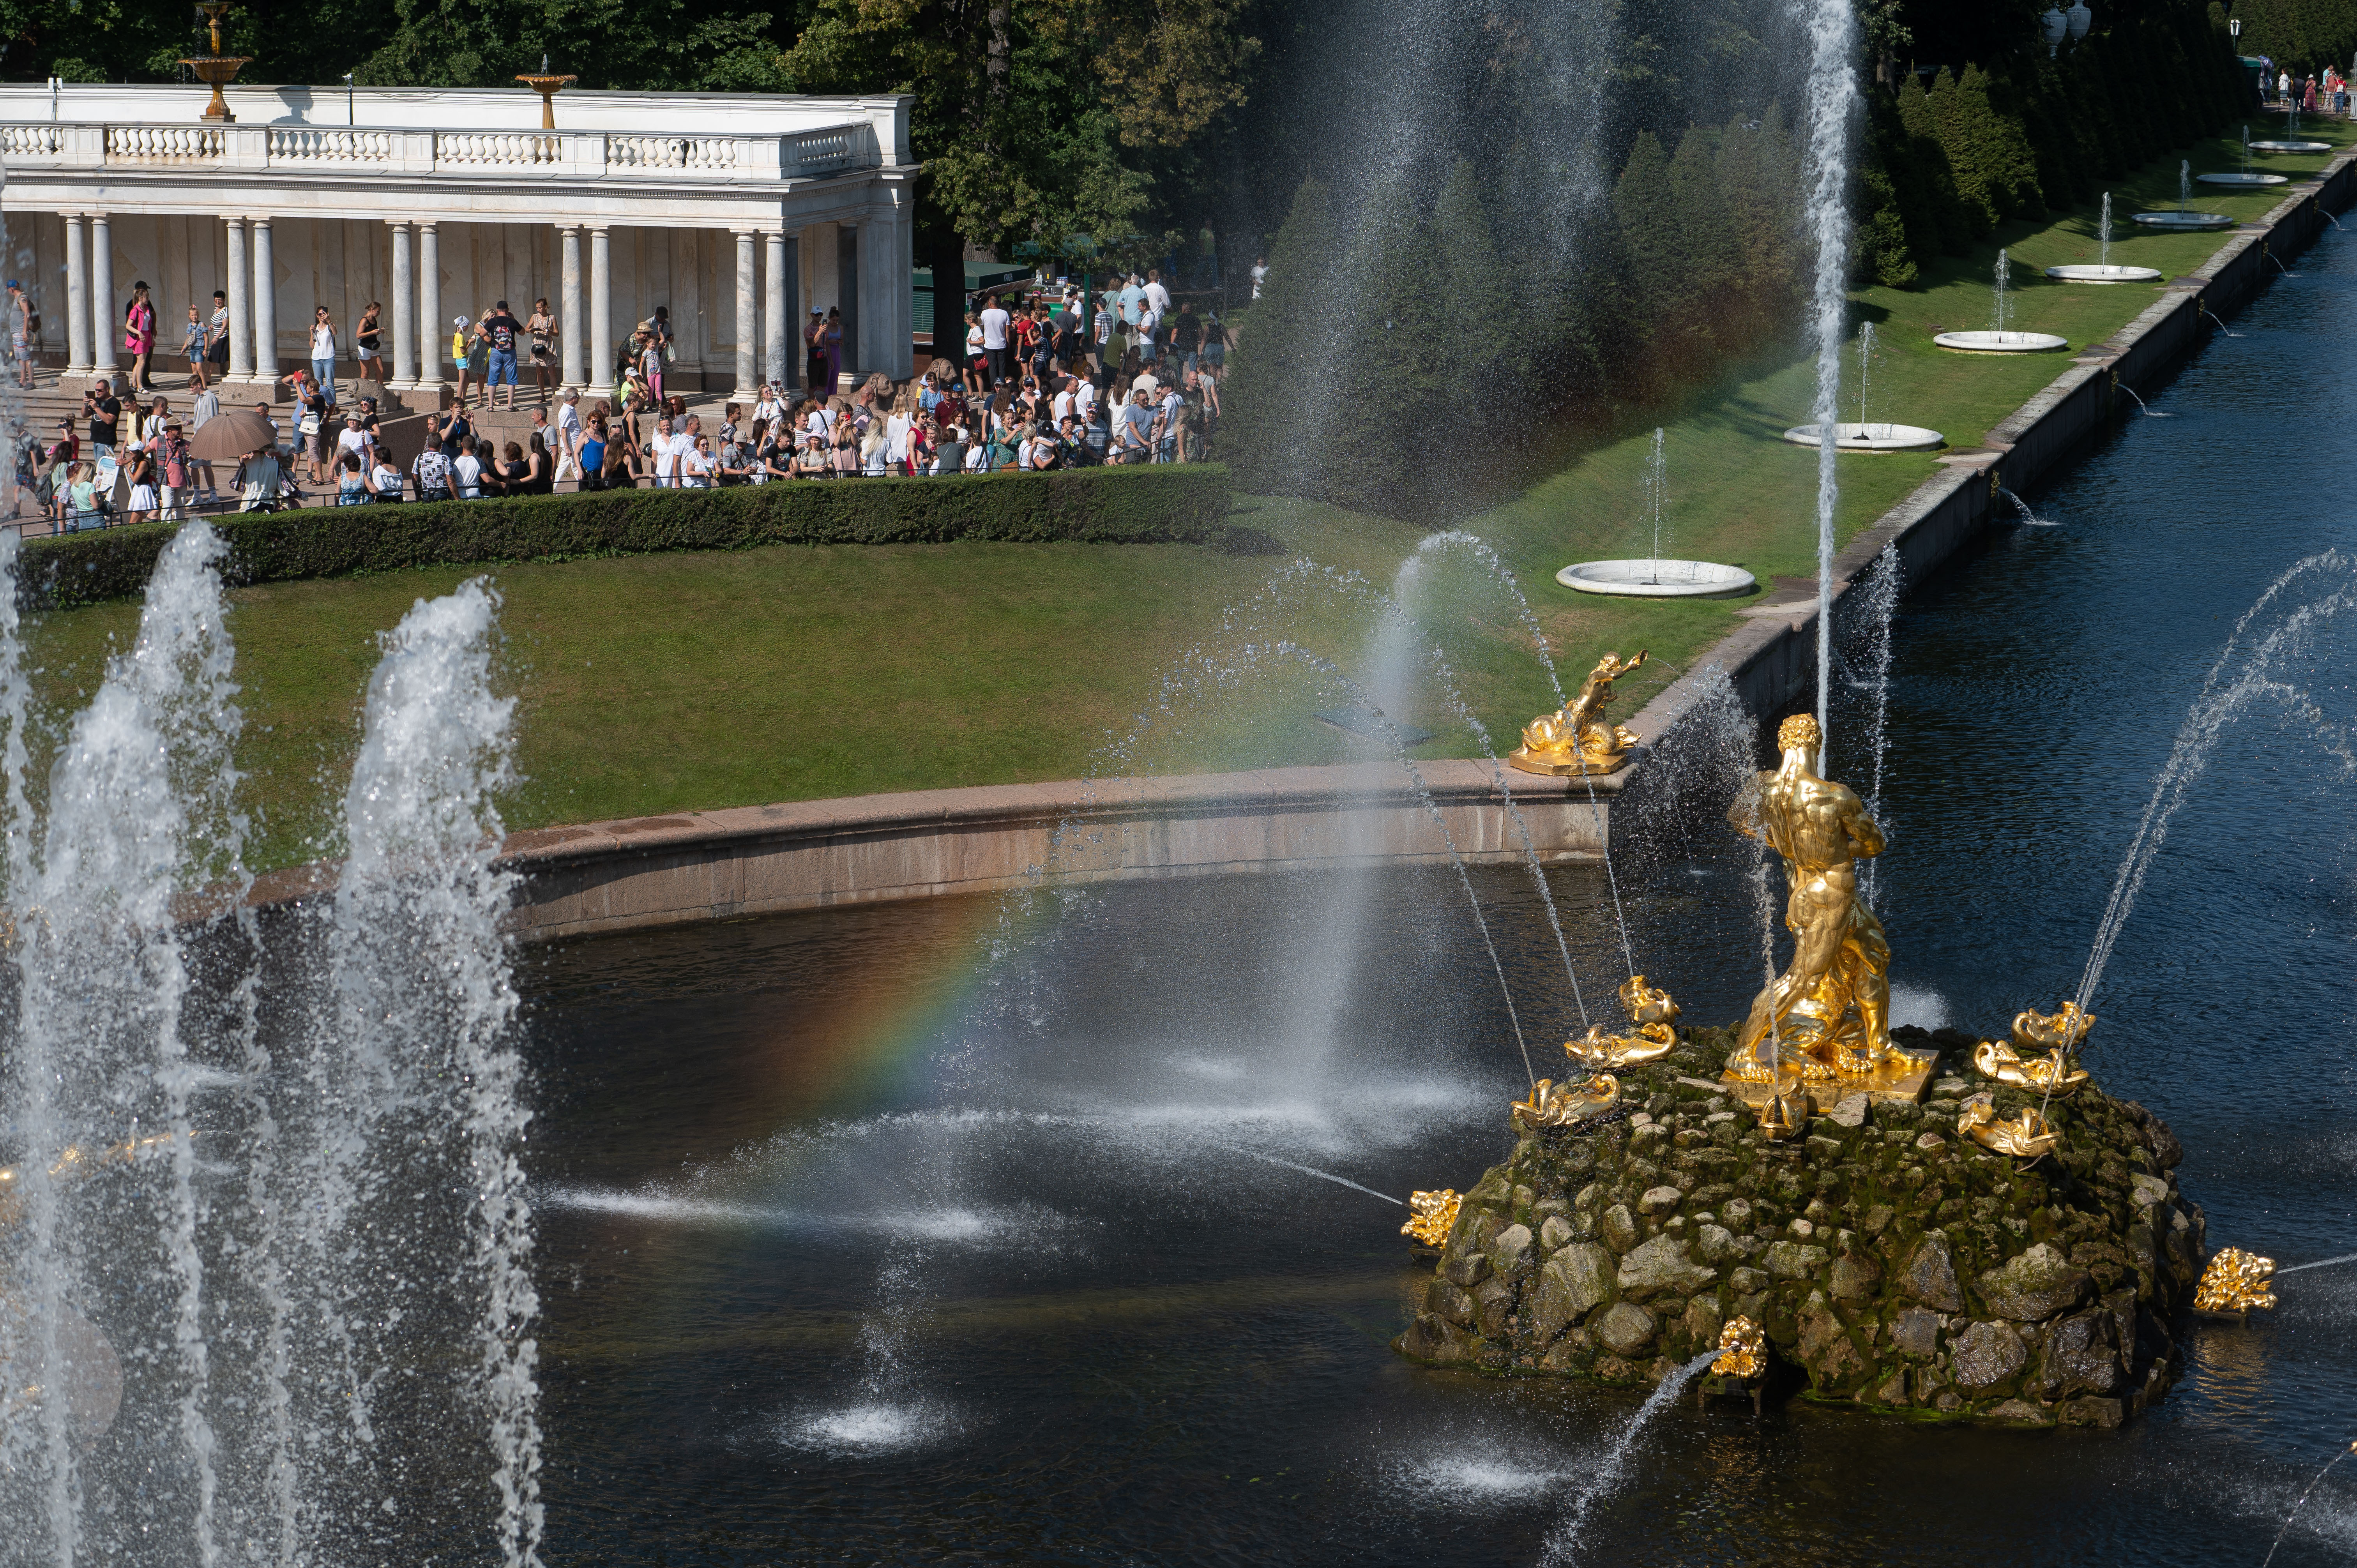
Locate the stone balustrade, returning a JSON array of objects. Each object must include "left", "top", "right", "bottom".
[{"left": 14, "top": 120, "right": 877, "bottom": 182}]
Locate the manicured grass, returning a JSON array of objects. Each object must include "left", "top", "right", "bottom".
[{"left": 17, "top": 119, "right": 2343, "bottom": 872}]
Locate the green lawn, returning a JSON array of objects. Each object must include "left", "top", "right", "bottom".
[{"left": 18, "top": 118, "right": 2344, "bottom": 871}]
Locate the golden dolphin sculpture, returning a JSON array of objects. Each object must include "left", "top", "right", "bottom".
[
  {"left": 1956, "top": 1093, "right": 2062, "bottom": 1159},
  {"left": 2011, "top": 1001, "right": 2095, "bottom": 1052},
  {"left": 1511, "top": 1073, "right": 1621, "bottom": 1133},
  {"left": 1565, "top": 975, "right": 1682, "bottom": 1069},
  {"left": 1972, "top": 1038, "right": 2090, "bottom": 1096}
]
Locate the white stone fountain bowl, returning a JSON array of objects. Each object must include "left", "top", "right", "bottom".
[
  {"left": 2251, "top": 140, "right": 2332, "bottom": 152},
  {"left": 1779, "top": 422, "right": 1945, "bottom": 452},
  {"left": 1556, "top": 559, "right": 1757, "bottom": 597},
  {"left": 2044, "top": 263, "right": 2163, "bottom": 284},
  {"left": 1933, "top": 330, "right": 2069, "bottom": 353},
  {"left": 2196, "top": 171, "right": 2289, "bottom": 186},
  {"left": 2132, "top": 210, "right": 2234, "bottom": 230}
]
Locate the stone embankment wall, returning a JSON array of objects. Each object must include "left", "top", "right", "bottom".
[{"left": 1394, "top": 1026, "right": 2205, "bottom": 1426}]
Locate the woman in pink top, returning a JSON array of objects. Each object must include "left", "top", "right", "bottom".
[{"left": 124, "top": 281, "right": 158, "bottom": 392}]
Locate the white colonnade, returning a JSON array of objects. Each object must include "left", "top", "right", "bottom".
[{"left": 26, "top": 210, "right": 905, "bottom": 403}]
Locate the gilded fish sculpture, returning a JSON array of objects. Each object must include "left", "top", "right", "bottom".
[
  {"left": 1565, "top": 974, "right": 1682, "bottom": 1069},
  {"left": 1971, "top": 1038, "right": 2090, "bottom": 1096},
  {"left": 1400, "top": 1189, "right": 1463, "bottom": 1248},
  {"left": 1956, "top": 1092, "right": 2062, "bottom": 1159},
  {"left": 1508, "top": 651, "right": 1647, "bottom": 776},
  {"left": 1511, "top": 1073, "right": 1621, "bottom": 1132},
  {"left": 1710, "top": 1315, "right": 1767, "bottom": 1379},
  {"left": 2193, "top": 1246, "right": 2278, "bottom": 1314}
]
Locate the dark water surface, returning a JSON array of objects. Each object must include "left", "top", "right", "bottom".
[{"left": 516, "top": 235, "right": 2357, "bottom": 1565}]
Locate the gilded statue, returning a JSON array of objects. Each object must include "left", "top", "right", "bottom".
[
  {"left": 1401, "top": 1189, "right": 1463, "bottom": 1247},
  {"left": 1956, "top": 1092, "right": 2062, "bottom": 1159},
  {"left": 2194, "top": 1247, "right": 2278, "bottom": 1314},
  {"left": 1756, "top": 1081, "right": 1810, "bottom": 1140},
  {"left": 1511, "top": 1072, "right": 1620, "bottom": 1132},
  {"left": 1566, "top": 975, "right": 1682, "bottom": 1070},
  {"left": 1509, "top": 651, "right": 1648, "bottom": 776},
  {"left": 1725, "top": 713, "right": 1912, "bottom": 1084},
  {"left": 0, "top": 1132, "right": 192, "bottom": 1233},
  {"left": 1972, "top": 1038, "right": 2089, "bottom": 1096},
  {"left": 2010, "top": 1002, "right": 2095, "bottom": 1052},
  {"left": 1710, "top": 1315, "right": 1767, "bottom": 1379}
]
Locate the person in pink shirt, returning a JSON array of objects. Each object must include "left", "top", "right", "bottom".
[{"left": 124, "top": 281, "right": 157, "bottom": 392}]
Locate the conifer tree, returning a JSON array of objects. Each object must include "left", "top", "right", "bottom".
[
  {"left": 1221, "top": 175, "right": 1339, "bottom": 497},
  {"left": 1612, "top": 132, "right": 1683, "bottom": 347},
  {"left": 1667, "top": 127, "right": 1743, "bottom": 346},
  {"left": 1895, "top": 72, "right": 1977, "bottom": 254},
  {"left": 1926, "top": 68, "right": 1999, "bottom": 235},
  {"left": 1432, "top": 160, "right": 1514, "bottom": 414}
]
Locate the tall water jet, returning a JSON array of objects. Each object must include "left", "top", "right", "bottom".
[
  {"left": 1640, "top": 427, "right": 1667, "bottom": 578},
  {"left": 2136, "top": 159, "right": 2233, "bottom": 229},
  {"left": 1851, "top": 544, "right": 1903, "bottom": 907},
  {"left": 1937, "top": 249, "right": 2067, "bottom": 351},
  {"left": 1795, "top": 0, "right": 1861, "bottom": 752},
  {"left": 1853, "top": 321, "right": 1877, "bottom": 433},
  {"left": 330, "top": 581, "right": 541, "bottom": 1568}
]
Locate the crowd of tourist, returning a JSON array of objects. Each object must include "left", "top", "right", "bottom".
[
  {"left": 10, "top": 268, "right": 1230, "bottom": 530},
  {"left": 2267, "top": 65, "right": 2353, "bottom": 115}
]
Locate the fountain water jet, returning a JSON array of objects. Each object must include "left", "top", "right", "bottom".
[
  {"left": 1936, "top": 249, "right": 2068, "bottom": 352},
  {"left": 1555, "top": 434, "right": 1755, "bottom": 597},
  {"left": 2135, "top": 159, "right": 2233, "bottom": 229},
  {"left": 2047, "top": 192, "right": 2162, "bottom": 283},
  {"left": 1537, "top": 1351, "right": 1717, "bottom": 1565},
  {"left": 1793, "top": 0, "right": 1861, "bottom": 746}
]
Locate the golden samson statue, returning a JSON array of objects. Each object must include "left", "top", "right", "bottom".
[
  {"left": 1510, "top": 651, "right": 1647, "bottom": 776},
  {"left": 1723, "top": 713, "right": 1928, "bottom": 1098}
]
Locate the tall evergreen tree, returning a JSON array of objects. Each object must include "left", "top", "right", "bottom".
[
  {"left": 1431, "top": 161, "right": 1516, "bottom": 417},
  {"left": 1221, "top": 176, "right": 1339, "bottom": 498},
  {"left": 1611, "top": 132, "right": 1683, "bottom": 346}
]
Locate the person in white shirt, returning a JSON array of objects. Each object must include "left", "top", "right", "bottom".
[
  {"left": 554, "top": 389, "right": 585, "bottom": 482},
  {"left": 804, "top": 402, "right": 831, "bottom": 447},
  {"left": 1074, "top": 378, "right": 1099, "bottom": 424},
  {"left": 963, "top": 439, "right": 988, "bottom": 473},
  {"left": 1132, "top": 369, "right": 1160, "bottom": 402},
  {"left": 885, "top": 407, "right": 910, "bottom": 467},
  {"left": 753, "top": 385, "right": 781, "bottom": 428},
  {"left": 682, "top": 436, "right": 716, "bottom": 487},
  {"left": 1051, "top": 380, "right": 1074, "bottom": 425},
  {"left": 978, "top": 296, "right": 1012, "bottom": 387},
  {"left": 1143, "top": 270, "right": 1171, "bottom": 319},
  {"left": 237, "top": 445, "right": 283, "bottom": 511},
  {"left": 1251, "top": 255, "right": 1267, "bottom": 299},
  {"left": 452, "top": 439, "right": 484, "bottom": 499},
  {"left": 335, "top": 413, "right": 370, "bottom": 466},
  {"left": 1135, "top": 306, "right": 1161, "bottom": 366}
]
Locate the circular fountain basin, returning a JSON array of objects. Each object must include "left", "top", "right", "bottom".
[
  {"left": 2251, "top": 139, "right": 2332, "bottom": 152},
  {"left": 2044, "top": 263, "right": 2163, "bottom": 284},
  {"left": 2195, "top": 171, "right": 2289, "bottom": 186},
  {"left": 1555, "top": 558, "right": 1756, "bottom": 597},
  {"left": 1933, "top": 330, "right": 2069, "bottom": 353},
  {"left": 1779, "top": 422, "right": 1945, "bottom": 452},
  {"left": 2132, "top": 209, "right": 2235, "bottom": 230}
]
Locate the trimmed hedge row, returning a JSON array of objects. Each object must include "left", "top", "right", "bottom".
[{"left": 19, "top": 464, "right": 1237, "bottom": 608}]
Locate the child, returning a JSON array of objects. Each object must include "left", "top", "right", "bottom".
[
  {"left": 182, "top": 305, "right": 209, "bottom": 392},
  {"left": 451, "top": 314, "right": 474, "bottom": 402}
]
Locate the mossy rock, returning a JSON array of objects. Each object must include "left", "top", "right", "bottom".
[{"left": 1392, "top": 1023, "right": 2199, "bottom": 1428}]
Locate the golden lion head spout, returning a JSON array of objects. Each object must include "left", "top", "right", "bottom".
[
  {"left": 1618, "top": 974, "right": 1680, "bottom": 1029},
  {"left": 1400, "top": 1189, "right": 1462, "bottom": 1247},
  {"left": 1711, "top": 1315, "right": 1767, "bottom": 1379},
  {"left": 2194, "top": 1247, "right": 2278, "bottom": 1314}
]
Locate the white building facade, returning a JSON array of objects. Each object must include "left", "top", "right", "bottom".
[{"left": 0, "top": 82, "right": 916, "bottom": 402}]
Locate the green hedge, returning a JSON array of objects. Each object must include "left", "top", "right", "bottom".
[{"left": 19, "top": 465, "right": 1238, "bottom": 609}]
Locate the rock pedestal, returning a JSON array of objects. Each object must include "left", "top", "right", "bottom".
[{"left": 1394, "top": 1025, "right": 2201, "bottom": 1428}]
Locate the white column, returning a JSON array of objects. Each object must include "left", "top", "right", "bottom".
[
  {"left": 560, "top": 224, "right": 585, "bottom": 389},
  {"left": 63, "top": 214, "right": 91, "bottom": 378},
  {"left": 251, "top": 217, "right": 277, "bottom": 387},
  {"left": 732, "top": 229, "right": 758, "bottom": 397},
  {"left": 389, "top": 222, "right": 417, "bottom": 389},
  {"left": 224, "top": 217, "right": 251, "bottom": 382},
  {"left": 763, "top": 229, "right": 788, "bottom": 388},
  {"left": 90, "top": 213, "right": 117, "bottom": 384},
  {"left": 588, "top": 225, "right": 614, "bottom": 401},
  {"left": 417, "top": 222, "right": 442, "bottom": 392}
]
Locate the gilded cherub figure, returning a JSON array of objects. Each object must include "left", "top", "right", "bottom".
[{"left": 1509, "top": 650, "right": 1648, "bottom": 776}]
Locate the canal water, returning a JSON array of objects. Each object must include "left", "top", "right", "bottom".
[{"left": 518, "top": 228, "right": 2357, "bottom": 1565}]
